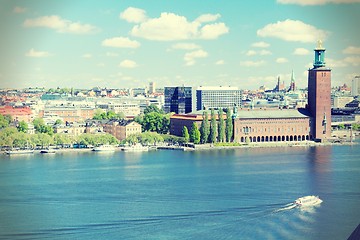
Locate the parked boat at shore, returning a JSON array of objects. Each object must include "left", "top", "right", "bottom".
[
  {"left": 92, "top": 144, "right": 117, "bottom": 152},
  {"left": 121, "top": 144, "right": 148, "bottom": 152},
  {"left": 6, "top": 149, "right": 34, "bottom": 155},
  {"left": 40, "top": 149, "right": 56, "bottom": 154}
]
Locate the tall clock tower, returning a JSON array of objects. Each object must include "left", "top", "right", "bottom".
[{"left": 308, "top": 40, "right": 332, "bottom": 142}]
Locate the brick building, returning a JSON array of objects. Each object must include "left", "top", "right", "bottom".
[
  {"left": 0, "top": 106, "right": 33, "bottom": 123},
  {"left": 103, "top": 120, "right": 142, "bottom": 141},
  {"left": 233, "top": 109, "right": 310, "bottom": 143}
]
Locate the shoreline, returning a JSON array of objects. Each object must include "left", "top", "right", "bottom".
[
  {"left": 1, "top": 140, "right": 357, "bottom": 155},
  {"left": 193, "top": 140, "right": 357, "bottom": 151}
]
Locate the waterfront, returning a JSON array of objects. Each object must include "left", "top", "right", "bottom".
[{"left": 0, "top": 143, "right": 359, "bottom": 239}]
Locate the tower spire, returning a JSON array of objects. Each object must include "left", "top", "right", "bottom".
[{"left": 313, "top": 40, "right": 326, "bottom": 68}]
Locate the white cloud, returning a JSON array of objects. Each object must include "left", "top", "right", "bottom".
[
  {"left": 215, "top": 60, "right": 225, "bottom": 65},
  {"left": 246, "top": 50, "right": 272, "bottom": 56},
  {"left": 120, "top": 7, "right": 147, "bottom": 23},
  {"left": 257, "top": 19, "right": 329, "bottom": 43},
  {"left": 246, "top": 50, "right": 257, "bottom": 56},
  {"left": 240, "top": 60, "right": 266, "bottom": 67},
  {"left": 251, "top": 41, "right": 270, "bottom": 48},
  {"left": 106, "top": 52, "right": 119, "bottom": 57},
  {"left": 199, "top": 23, "right": 229, "bottom": 39},
  {"left": 102, "top": 37, "right": 140, "bottom": 48},
  {"left": 25, "top": 48, "right": 51, "bottom": 57},
  {"left": 324, "top": 58, "right": 347, "bottom": 67},
  {"left": 24, "top": 15, "right": 98, "bottom": 34},
  {"left": 13, "top": 6, "right": 26, "bottom": 13},
  {"left": 128, "top": 10, "right": 229, "bottom": 41},
  {"left": 259, "top": 50, "right": 272, "bottom": 55},
  {"left": 171, "top": 43, "right": 201, "bottom": 50},
  {"left": 184, "top": 49, "right": 208, "bottom": 66},
  {"left": 276, "top": 57, "right": 288, "bottom": 63},
  {"left": 293, "top": 48, "right": 310, "bottom": 55},
  {"left": 343, "top": 46, "right": 360, "bottom": 55},
  {"left": 82, "top": 53, "right": 92, "bottom": 58},
  {"left": 119, "top": 60, "right": 138, "bottom": 68},
  {"left": 195, "top": 14, "right": 221, "bottom": 23},
  {"left": 344, "top": 56, "right": 360, "bottom": 66},
  {"left": 277, "top": 0, "right": 360, "bottom": 5}
]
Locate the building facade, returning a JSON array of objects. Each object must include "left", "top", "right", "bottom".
[
  {"left": 352, "top": 76, "right": 360, "bottom": 97},
  {"left": 103, "top": 120, "right": 142, "bottom": 141},
  {"left": 233, "top": 109, "right": 310, "bottom": 143},
  {"left": 164, "top": 86, "right": 192, "bottom": 114},
  {"left": 196, "top": 86, "right": 242, "bottom": 110},
  {"left": 307, "top": 41, "right": 332, "bottom": 141}
]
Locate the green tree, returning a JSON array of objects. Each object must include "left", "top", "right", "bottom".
[
  {"left": 352, "top": 123, "right": 360, "bottom": 131},
  {"left": 218, "top": 109, "right": 225, "bottom": 143},
  {"left": 144, "top": 104, "right": 164, "bottom": 114},
  {"left": 182, "top": 126, "right": 190, "bottom": 143},
  {"left": 54, "top": 119, "right": 63, "bottom": 125},
  {"left": 338, "top": 123, "right": 345, "bottom": 130},
  {"left": 209, "top": 109, "right": 217, "bottom": 143},
  {"left": 92, "top": 110, "right": 123, "bottom": 120},
  {"left": 12, "top": 132, "right": 28, "bottom": 148},
  {"left": 37, "top": 133, "right": 53, "bottom": 148},
  {"left": 225, "top": 108, "right": 233, "bottom": 142},
  {"left": 142, "top": 112, "right": 163, "bottom": 132},
  {"left": 159, "top": 114, "right": 170, "bottom": 134},
  {"left": 190, "top": 122, "right": 200, "bottom": 144},
  {"left": 200, "top": 111, "right": 209, "bottom": 144},
  {"left": 0, "top": 114, "right": 12, "bottom": 128},
  {"left": 17, "top": 121, "right": 28, "bottom": 133}
]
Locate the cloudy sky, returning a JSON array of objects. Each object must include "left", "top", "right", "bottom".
[{"left": 0, "top": 0, "right": 359, "bottom": 90}]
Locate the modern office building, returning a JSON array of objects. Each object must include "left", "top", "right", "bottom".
[
  {"left": 196, "top": 86, "right": 242, "bottom": 110},
  {"left": 149, "top": 82, "right": 156, "bottom": 94},
  {"left": 164, "top": 86, "right": 192, "bottom": 114},
  {"left": 352, "top": 76, "right": 360, "bottom": 97}
]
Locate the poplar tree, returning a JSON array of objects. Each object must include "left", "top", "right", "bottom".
[
  {"left": 225, "top": 108, "right": 233, "bottom": 142},
  {"left": 190, "top": 122, "right": 200, "bottom": 144},
  {"left": 218, "top": 109, "right": 225, "bottom": 142},
  {"left": 209, "top": 109, "right": 217, "bottom": 143},
  {"left": 182, "top": 126, "right": 189, "bottom": 143},
  {"left": 200, "top": 111, "right": 209, "bottom": 144}
]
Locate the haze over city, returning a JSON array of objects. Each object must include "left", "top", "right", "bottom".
[{"left": 0, "top": 0, "right": 359, "bottom": 90}]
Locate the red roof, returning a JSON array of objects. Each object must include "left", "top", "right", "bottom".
[{"left": 0, "top": 106, "right": 32, "bottom": 116}]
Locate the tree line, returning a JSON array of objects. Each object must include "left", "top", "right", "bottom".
[{"left": 182, "top": 108, "right": 233, "bottom": 144}]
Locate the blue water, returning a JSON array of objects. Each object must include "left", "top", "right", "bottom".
[{"left": 0, "top": 144, "right": 359, "bottom": 239}]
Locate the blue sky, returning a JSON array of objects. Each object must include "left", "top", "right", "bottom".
[{"left": 0, "top": 0, "right": 359, "bottom": 90}]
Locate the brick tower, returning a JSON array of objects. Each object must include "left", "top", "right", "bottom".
[{"left": 308, "top": 40, "right": 331, "bottom": 142}]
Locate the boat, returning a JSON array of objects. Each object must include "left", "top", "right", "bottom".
[
  {"left": 5, "top": 149, "right": 34, "bottom": 155},
  {"left": 295, "top": 195, "right": 322, "bottom": 206},
  {"left": 121, "top": 144, "right": 149, "bottom": 152},
  {"left": 40, "top": 149, "right": 56, "bottom": 154},
  {"left": 92, "top": 144, "right": 117, "bottom": 152}
]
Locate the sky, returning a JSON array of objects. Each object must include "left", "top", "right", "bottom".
[{"left": 0, "top": 0, "right": 359, "bottom": 90}]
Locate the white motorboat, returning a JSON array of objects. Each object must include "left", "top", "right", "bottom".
[
  {"left": 295, "top": 195, "right": 322, "bottom": 206},
  {"left": 92, "top": 144, "right": 116, "bottom": 152},
  {"left": 6, "top": 149, "right": 34, "bottom": 155},
  {"left": 121, "top": 144, "right": 149, "bottom": 152}
]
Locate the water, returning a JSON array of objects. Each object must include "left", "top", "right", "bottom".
[{"left": 0, "top": 144, "right": 359, "bottom": 239}]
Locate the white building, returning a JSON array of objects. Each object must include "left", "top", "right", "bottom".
[
  {"left": 196, "top": 86, "right": 242, "bottom": 110},
  {"left": 352, "top": 76, "right": 360, "bottom": 96}
]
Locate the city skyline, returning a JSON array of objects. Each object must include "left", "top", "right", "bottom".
[{"left": 0, "top": 0, "right": 359, "bottom": 90}]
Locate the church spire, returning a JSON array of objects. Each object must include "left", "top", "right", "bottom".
[{"left": 313, "top": 40, "right": 326, "bottom": 68}]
